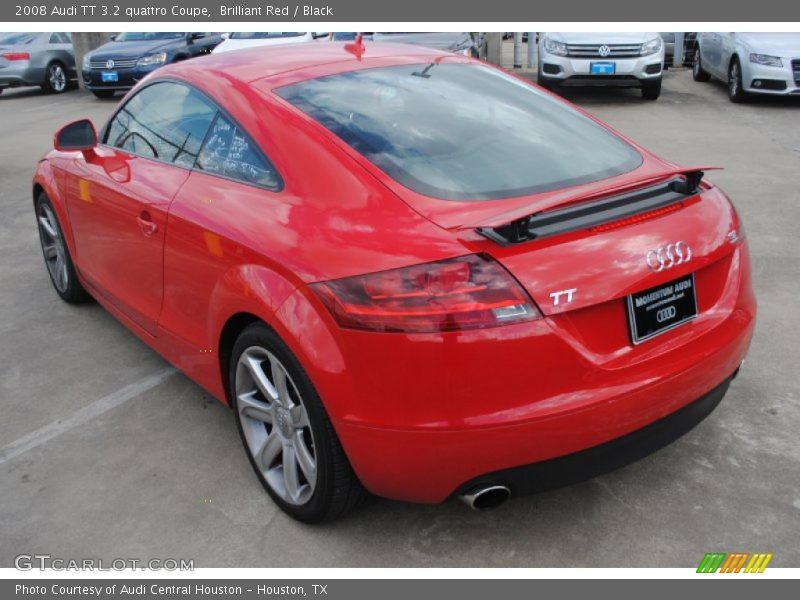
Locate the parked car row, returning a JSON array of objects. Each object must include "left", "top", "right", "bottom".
[
  {"left": 3, "top": 32, "right": 798, "bottom": 104},
  {"left": 536, "top": 31, "right": 799, "bottom": 102}
]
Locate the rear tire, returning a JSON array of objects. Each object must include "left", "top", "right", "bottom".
[
  {"left": 91, "top": 89, "right": 116, "bottom": 99},
  {"left": 641, "top": 78, "right": 662, "bottom": 100},
  {"left": 35, "top": 193, "right": 90, "bottom": 304},
  {"left": 692, "top": 51, "right": 711, "bottom": 81},
  {"left": 42, "top": 62, "right": 68, "bottom": 94},
  {"left": 230, "top": 323, "right": 370, "bottom": 523}
]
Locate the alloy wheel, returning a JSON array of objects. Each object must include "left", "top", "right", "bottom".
[
  {"left": 235, "top": 346, "right": 317, "bottom": 505},
  {"left": 49, "top": 64, "right": 67, "bottom": 92},
  {"left": 37, "top": 203, "right": 69, "bottom": 293}
]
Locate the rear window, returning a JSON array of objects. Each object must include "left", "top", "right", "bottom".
[
  {"left": 277, "top": 63, "right": 643, "bottom": 201},
  {"left": 0, "top": 33, "right": 38, "bottom": 45}
]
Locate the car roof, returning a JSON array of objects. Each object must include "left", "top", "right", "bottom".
[{"left": 158, "top": 42, "right": 456, "bottom": 86}]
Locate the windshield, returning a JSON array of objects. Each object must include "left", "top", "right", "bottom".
[
  {"left": 114, "top": 32, "right": 185, "bottom": 42},
  {"left": 229, "top": 32, "right": 305, "bottom": 40},
  {"left": 0, "top": 32, "right": 38, "bottom": 45},
  {"left": 277, "top": 63, "right": 643, "bottom": 201}
]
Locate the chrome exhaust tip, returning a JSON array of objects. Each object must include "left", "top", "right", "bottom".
[{"left": 459, "top": 484, "right": 511, "bottom": 511}]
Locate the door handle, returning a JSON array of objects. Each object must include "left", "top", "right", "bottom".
[{"left": 136, "top": 211, "right": 158, "bottom": 237}]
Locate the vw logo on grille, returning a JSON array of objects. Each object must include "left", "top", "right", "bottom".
[
  {"left": 646, "top": 242, "right": 692, "bottom": 272},
  {"left": 598, "top": 45, "right": 611, "bottom": 57},
  {"left": 106, "top": 59, "right": 115, "bottom": 69}
]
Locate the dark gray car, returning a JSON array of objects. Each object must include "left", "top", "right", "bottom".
[{"left": 0, "top": 32, "right": 76, "bottom": 95}]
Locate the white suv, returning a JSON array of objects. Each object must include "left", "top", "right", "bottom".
[{"left": 538, "top": 32, "right": 665, "bottom": 100}]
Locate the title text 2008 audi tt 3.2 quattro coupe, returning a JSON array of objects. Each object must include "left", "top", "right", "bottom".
[{"left": 33, "top": 41, "right": 756, "bottom": 522}]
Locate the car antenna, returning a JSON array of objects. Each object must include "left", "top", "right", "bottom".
[{"left": 345, "top": 34, "right": 365, "bottom": 61}]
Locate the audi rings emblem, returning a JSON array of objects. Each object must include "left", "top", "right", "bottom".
[
  {"left": 646, "top": 241, "right": 692, "bottom": 272},
  {"left": 598, "top": 45, "right": 611, "bottom": 57}
]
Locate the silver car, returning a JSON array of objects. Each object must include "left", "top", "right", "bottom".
[
  {"left": 0, "top": 32, "right": 76, "bottom": 95},
  {"left": 693, "top": 33, "right": 800, "bottom": 102},
  {"left": 538, "top": 32, "right": 665, "bottom": 100}
]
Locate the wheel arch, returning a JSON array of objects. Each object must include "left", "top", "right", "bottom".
[
  {"left": 217, "top": 311, "right": 263, "bottom": 406},
  {"left": 32, "top": 165, "right": 77, "bottom": 255}
]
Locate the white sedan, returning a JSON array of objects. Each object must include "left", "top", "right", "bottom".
[
  {"left": 212, "top": 32, "right": 327, "bottom": 54},
  {"left": 693, "top": 33, "right": 800, "bottom": 102}
]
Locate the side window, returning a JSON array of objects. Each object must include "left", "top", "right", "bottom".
[
  {"left": 49, "top": 32, "right": 69, "bottom": 44},
  {"left": 196, "top": 113, "right": 280, "bottom": 190},
  {"left": 105, "top": 82, "right": 216, "bottom": 168}
]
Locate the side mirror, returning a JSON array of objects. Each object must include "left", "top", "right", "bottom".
[
  {"left": 313, "top": 32, "right": 330, "bottom": 39},
  {"left": 221, "top": 32, "right": 230, "bottom": 40},
  {"left": 109, "top": 34, "right": 117, "bottom": 41},
  {"left": 189, "top": 33, "right": 204, "bottom": 41},
  {"left": 54, "top": 119, "right": 97, "bottom": 153}
]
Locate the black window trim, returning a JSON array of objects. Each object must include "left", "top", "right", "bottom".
[{"left": 100, "top": 78, "right": 284, "bottom": 193}]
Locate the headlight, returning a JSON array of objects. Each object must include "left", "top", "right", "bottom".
[
  {"left": 750, "top": 53, "right": 782, "bottom": 67},
  {"left": 543, "top": 36, "right": 568, "bottom": 57},
  {"left": 82, "top": 54, "right": 91, "bottom": 70},
  {"left": 641, "top": 37, "right": 662, "bottom": 56},
  {"left": 136, "top": 52, "right": 167, "bottom": 67}
]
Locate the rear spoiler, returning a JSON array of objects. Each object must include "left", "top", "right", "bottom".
[{"left": 476, "top": 168, "right": 720, "bottom": 246}]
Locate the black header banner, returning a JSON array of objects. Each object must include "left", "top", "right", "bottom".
[{"left": 2, "top": 0, "right": 800, "bottom": 22}]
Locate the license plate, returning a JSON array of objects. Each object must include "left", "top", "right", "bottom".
[
  {"left": 590, "top": 61, "right": 616, "bottom": 75},
  {"left": 101, "top": 71, "right": 118, "bottom": 82},
  {"left": 626, "top": 274, "right": 698, "bottom": 344}
]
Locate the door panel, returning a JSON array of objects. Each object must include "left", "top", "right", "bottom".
[{"left": 65, "top": 148, "right": 190, "bottom": 334}]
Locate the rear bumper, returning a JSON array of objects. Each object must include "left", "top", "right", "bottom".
[
  {"left": 0, "top": 63, "right": 44, "bottom": 88},
  {"left": 455, "top": 371, "right": 734, "bottom": 498}
]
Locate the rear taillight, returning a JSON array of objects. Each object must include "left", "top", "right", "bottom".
[
  {"left": 311, "top": 254, "right": 541, "bottom": 333},
  {"left": 2, "top": 52, "right": 30, "bottom": 61}
]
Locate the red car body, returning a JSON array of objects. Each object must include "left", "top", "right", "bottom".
[{"left": 34, "top": 43, "right": 755, "bottom": 505}]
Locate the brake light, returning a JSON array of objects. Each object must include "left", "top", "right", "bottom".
[
  {"left": 311, "top": 254, "right": 541, "bottom": 333},
  {"left": 2, "top": 52, "right": 30, "bottom": 61}
]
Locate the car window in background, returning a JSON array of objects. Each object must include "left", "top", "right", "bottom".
[
  {"left": 278, "top": 63, "right": 643, "bottom": 201},
  {"left": 114, "top": 32, "right": 185, "bottom": 42},
  {"left": 49, "top": 32, "right": 70, "bottom": 44},
  {"left": 0, "top": 32, "right": 38, "bottom": 45},
  {"left": 229, "top": 32, "right": 305, "bottom": 39},
  {"left": 196, "top": 113, "right": 280, "bottom": 190},
  {"left": 105, "top": 82, "right": 217, "bottom": 168}
]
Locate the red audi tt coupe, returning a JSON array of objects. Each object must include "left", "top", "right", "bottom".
[{"left": 33, "top": 42, "right": 756, "bottom": 522}]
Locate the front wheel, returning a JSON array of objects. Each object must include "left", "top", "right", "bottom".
[
  {"left": 35, "top": 193, "right": 90, "bottom": 304},
  {"left": 692, "top": 51, "right": 711, "bottom": 81},
  {"left": 231, "top": 323, "right": 369, "bottom": 522},
  {"left": 42, "top": 62, "right": 68, "bottom": 94},
  {"left": 641, "top": 79, "right": 662, "bottom": 100},
  {"left": 728, "top": 57, "right": 748, "bottom": 103}
]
